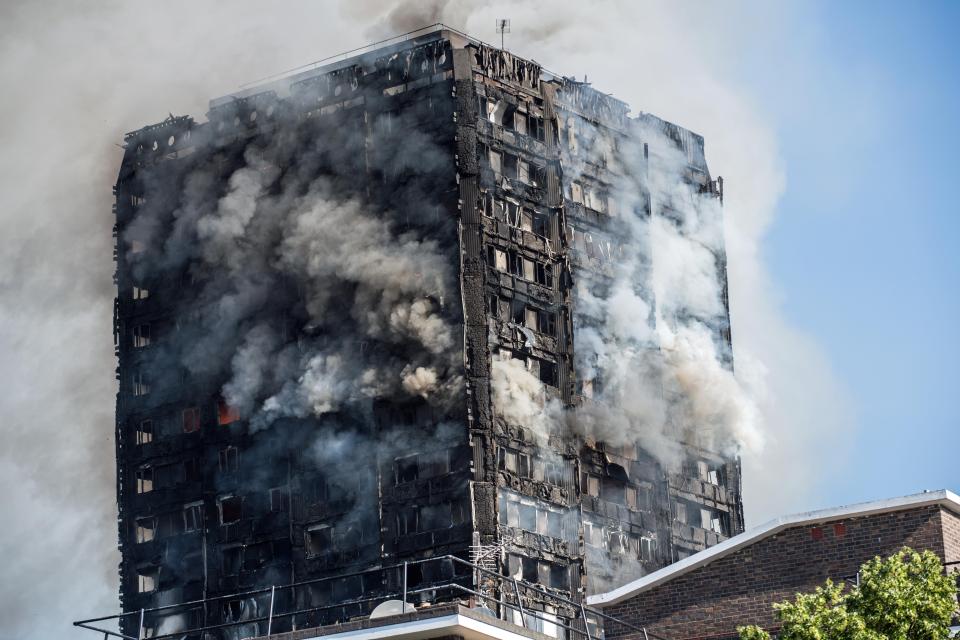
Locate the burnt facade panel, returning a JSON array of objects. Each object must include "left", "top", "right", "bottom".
[{"left": 113, "top": 27, "right": 744, "bottom": 638}]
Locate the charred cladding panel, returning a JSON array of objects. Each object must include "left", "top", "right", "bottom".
[
  {"left": 113, "top": 29, "right": 746, "bottom": 639},
  {"left": 467, "top": 43, "right": 746, "bottom": 599},
  {"left": 114, "top": 37, "right": 471, "bottom": 638}
]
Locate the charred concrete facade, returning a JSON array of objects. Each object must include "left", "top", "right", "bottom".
[{"left": 113, "top": 27, "right": 743, "bottom": 639}]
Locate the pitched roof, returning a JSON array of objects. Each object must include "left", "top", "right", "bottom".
[{"left": 587, "top": 489, "right": 960, "bottom": 607}]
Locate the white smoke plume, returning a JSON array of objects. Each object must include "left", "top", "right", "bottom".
[
  {"left": 353, "top": 0, "right": 853, "bottom": 518},
  {"left": 0, "top": 2, "right": 854, "bottom": 639}
]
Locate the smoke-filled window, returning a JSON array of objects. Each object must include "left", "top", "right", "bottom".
[
  {"left": 218, "top": 496, "right": 242, "bottom": 525},
  {"left": 640, "top": 536, "right": 657, "bottom": 562},
  {"left": 218, "top": 446, "right": 238, "bottom": 473},
  {"left": 182, "top": 502, "right": 203, "bottom": 532},
  {"left": 305, "top": 524, "right": 333, "bottom": 558},
  {"left": 419, "top": 503, "right": 452, "bottom": 531},
  {"left": 221, "top": 546, "right": 241, "bottom": 575},
  {"left": 396, "top": 506, "right": 418, "bottom": 537},
  {"left": 132, "top": 370, "right": 150, "bottom": 397},
  {"left": 269, "top": 487, "right": 289, "bottom": 513},
  {"left": 132, "top": 323, "right": 151, "bottom": 348},
  {"left": 393, "top": 450, "right": 450, "bottom": 485},
  {"left": 217, "top": 398, "right": 240, "bottom": 425},
  {"left": 181, "top": 407, "right": 200, "bottom": 433}
]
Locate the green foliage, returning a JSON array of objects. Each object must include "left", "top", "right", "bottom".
[{"left": 737, "top": 547, "right": 957, "bottom": 640}]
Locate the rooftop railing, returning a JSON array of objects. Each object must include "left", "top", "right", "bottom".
[{"left": 74, "top": 554, "right": 659, "bottom": 640}]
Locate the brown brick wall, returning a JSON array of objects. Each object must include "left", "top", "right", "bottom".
[
  {"left": 942, "top": 508, "right": 960, "bottom": 566},
  {"left": 603, "top": 505, "right": 954, "bottom": 640}
]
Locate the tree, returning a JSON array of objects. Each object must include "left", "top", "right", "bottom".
[{"left": 738, "top": 547, "right": 957, "bottom": 640}]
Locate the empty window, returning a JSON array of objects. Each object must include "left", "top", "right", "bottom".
[
  {"left": 269, "top": 487, "right": 289, "bottom": 513},
  {"left": 219, "top": 496, "right": 242, "bottom": 524},
  {"left": 570, "top": 182, "right": 583, "bottom": 204},
  {"left": 488, "top": 149, "right": 502, "bottom": 174},
  {"left": 487, "top": 99, "right": 508, "bottom": 125},
  {"left": 520, "top": 209, "right": 534, "bottom": 232},
  {"left": 608, "top": 531, "right": 628, "bottom": 554},
  {"left": 535, "top": 263, "right": 553, "bottom": 288},
  {"left": 218, "top": 446, "right": 239, "bottom": 473},
  {"left": 522, "top": 257, "right": 535, "bottom": 281},
  {"left": 626, "top": 486, "right": 638, "bottom": 510},
  {"left": 518, "top": 160, "right": 530, "bottom": 184},
  {"left": 132, "top": 371, "right": 150, "bottom": 397},
  {"left": 582, "top": 473, "right": 600, "bottom": 497},
  {"left": 183, "top": 502, "right": 203, "bottom": 532},
  {"left": 500, "top": 450, "right": 518, "bottom": 473},
  {"left": 514, "top": 110, "right": 528, "bottom": 134},
  {"left": 538, "top": 360, "right": 557, "bottom": 387},
  {"left": 529, "top": 116, "right": 545, "bottom": 142},
  {"left": 135, "top": 517, "right": 156, "bottom": 543},
  {"left": 696, "top": 461, "right": 710, "bottom": 481},
  {"left": 136, "top": 466, "right": 153, "bottom": 494},
  {"left": 487, "top": 246, "right": 508, "bottom": 272},
  {"left": 504, "top": 154, "right": 518, "bottom": 179},
  {"left": 136, "top": 419, "right": 153, "bottom": 445},
  {"left": 506, "top": 201, "right": 521, "bottom": 226},
  {"left": 531, "top": 164, "right": 546, "bottom": 187},
  {"left": 132, "top": 324, "right": 151, "bottom": 348},
  {"left": 305, "top": 525, "right": 333, "bottom": 557},
  {"left": 137, "top": 567, "right": 158, "bottom": 593},
  {"left": 182, "top": 407, "right": 201, "bottom": 433},
  {"left": 533, "top": 211, "right": 550, "bottom": 238}
]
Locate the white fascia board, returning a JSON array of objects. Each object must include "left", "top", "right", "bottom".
[
  {"left": 290, "top": 613, "right": 536, "bottom": 640},
  {"left": 588, "top": 489, "right": 960, "bottom": 607}
]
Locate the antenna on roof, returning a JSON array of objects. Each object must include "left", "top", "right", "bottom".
[{"left": 496, "top": 19, "right": 511, "bottom": 50}]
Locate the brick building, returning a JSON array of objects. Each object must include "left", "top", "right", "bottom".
[{"left": 590, "top": 490, "right": 960, "bottom": 640}]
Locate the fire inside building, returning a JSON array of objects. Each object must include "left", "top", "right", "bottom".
[{"left": 107, "top": 25, "right": 742, "bottom": 640}]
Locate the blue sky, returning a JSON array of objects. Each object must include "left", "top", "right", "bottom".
[{"left": 741, "top": 1, "right": 960, "bottom": 504}]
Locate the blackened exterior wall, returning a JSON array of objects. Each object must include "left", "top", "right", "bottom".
[
  {"left": 601, "top": 503, "right": 960, "bottom": 640},
  {"left": 113, "top": 27, "right": 743, "bottom": 638}
]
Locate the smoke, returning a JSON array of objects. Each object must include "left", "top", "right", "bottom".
[
  {"left": 0, "top": 1, "right": 854, "bottom": 638},
  {"left": 350, "top": 0, "right": 854, "bottom": 523}
]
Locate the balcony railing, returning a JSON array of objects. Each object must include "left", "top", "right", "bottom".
[{"left": 74, "top": 554, "right": 657, "bottom": 640}]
